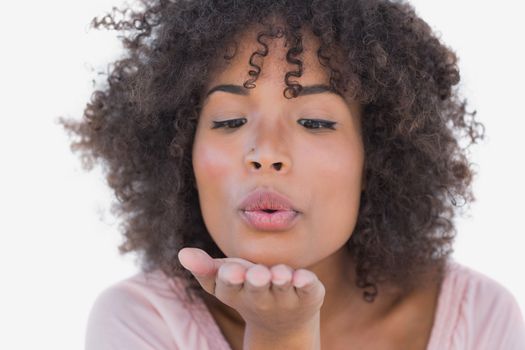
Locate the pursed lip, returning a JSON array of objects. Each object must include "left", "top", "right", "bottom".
[
  {"left": 239, "top": 209, "right": 299, "bottom": 232},
  {"left": 238, "top": 188, "right": 300, "bottom": 213}
]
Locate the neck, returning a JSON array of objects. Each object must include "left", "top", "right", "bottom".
[{"left": 307, "top": 246, "right": 405, "bottom": 333}]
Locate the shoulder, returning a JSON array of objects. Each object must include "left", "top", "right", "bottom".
[
  {"left": 85, "top": 269, "right": 206, "bottom": 350},
  {"left": 431, "top": 259, "right": 525, "bottom": 349}
]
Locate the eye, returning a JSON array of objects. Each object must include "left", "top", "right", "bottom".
[
  {"left": 298, "top": 119, "right": 337, "bottom": 130},
  {"left": 211, "top": 118, "right": 247, "bottom": 129}
]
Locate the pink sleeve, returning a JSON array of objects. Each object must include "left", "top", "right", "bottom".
[
  {"left": 451, "top": 268, "right": 525, "bottom": 349},
  {"left": 85, "top": 283, "right": 180, "bottom": 350},
  {"left": 499, "top": 294, "right": 525, "bottom": 349}
]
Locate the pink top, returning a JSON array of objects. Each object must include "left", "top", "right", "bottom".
[{"left": 85, "top": 259, "right": 525, "bottom": 349}]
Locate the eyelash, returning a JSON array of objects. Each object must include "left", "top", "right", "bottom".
[{"left": 211, "top": 118, "right": 337, "bottom": 130}]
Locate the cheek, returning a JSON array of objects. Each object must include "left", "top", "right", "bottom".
[
  {"left": 192, "top": 142, "right": 235, "bottom": 240},
  {"left": 192, "top": 141, "right": 232, "bottom": 182},
  {"left": 315, "top": 155, "right": 362, "bottom": 217},
  {"left": 322, "top": 154, "right": 363, "bottom": 191},
  {"left": 305, "top": 140, "right": 364, "bottom": 245},
  {"left": 328, "top": 142, "right": 363, "bottom": 208},
  {"left": 301, "top": 136, "right": 364, "bottom": 197}
]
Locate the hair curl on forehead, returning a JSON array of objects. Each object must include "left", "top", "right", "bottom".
[
  {"left": 208, "top": 22, "right": 348, "bottom": 100},
  {"left": 60, "top": 0, "right": 485, "bottom": 303},
  {"left": 204, "top": 14, "right": 353, "bottom": 105}
]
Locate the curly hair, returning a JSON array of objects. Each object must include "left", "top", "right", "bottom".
[{"left": 60, "top": 0, "right": 485, "bottom": 303}]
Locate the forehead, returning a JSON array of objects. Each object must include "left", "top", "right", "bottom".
[{"left": 207, "top": 25, "right": 332, "bottom": 87}]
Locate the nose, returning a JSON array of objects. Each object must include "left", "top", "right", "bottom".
[
  {"left": 245, "top": 147, "right": 292, "bottom": 173},
  {"left": 247, "top": 157, "right": 284, "bottom": 171},
  {"left": 244, "top": 124, "right": 292, "bottom": 174}
]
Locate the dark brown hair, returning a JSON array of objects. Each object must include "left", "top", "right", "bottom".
[{"left": 60, "top": 0, "right": 485, "bottom": 303}]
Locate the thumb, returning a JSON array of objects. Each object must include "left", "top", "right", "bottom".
[{"left": 178, "top": 247, "right": 219, "bottom": 294}]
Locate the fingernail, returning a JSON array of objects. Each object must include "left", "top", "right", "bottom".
[
  {"left": 272, "top": 278, "right": 288, "bottom": 286},
  {"left": 294, "top": 281, "right": 307, "bottom": 288},
  {"left": 293, "top": 276, "right": 314, "bottom": 289}
]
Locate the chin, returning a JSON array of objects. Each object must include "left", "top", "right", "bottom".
[{"left": 232, "top": 248, "right": 306, "bottom": 269}]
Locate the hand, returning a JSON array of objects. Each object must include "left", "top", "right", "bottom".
[{"left": 177, "top": 247, "right": 325, "bottom": 336}]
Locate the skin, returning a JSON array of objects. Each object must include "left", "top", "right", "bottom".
[{"left": 180, "top": 25, "right": 441, "bottom": 349}]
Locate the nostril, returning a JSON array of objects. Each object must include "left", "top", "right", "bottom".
[{"left": 249, "top": 162, "right": 283, "bottom": 170}]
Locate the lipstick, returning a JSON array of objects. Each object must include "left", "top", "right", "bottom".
[{"left": 238, "top": 188, "right": 300, "bottom": 231}]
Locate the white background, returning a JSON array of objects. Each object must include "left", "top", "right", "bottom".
[{"left": 0, "top": 1, "right": 523, "bottom": 349}]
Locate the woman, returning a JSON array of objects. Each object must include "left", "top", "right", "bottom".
[{"left": 61, "top": 0, "right": 525, "bottom": 348}]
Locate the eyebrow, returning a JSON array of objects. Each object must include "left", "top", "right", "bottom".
[{"left": 205, "top": 83, "right": 341, "bottom": 98}]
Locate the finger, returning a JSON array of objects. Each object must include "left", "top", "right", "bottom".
[
  {"left": 177, "top": 247, "right": 219, "bottom": 294},
  {"left": 244, "top": 264, "right": 272, "bottom": 294},
  {"left": 215, "top": 256, "right": 256, "bottom": 270},
  {"left": 293, "top": 269, "right": 325, "bottom": 301},
  {"left": 269, "top": 264, "right": 298, "bottom": 308},
  {"left": 270, "top": 264, "right": 294, "bottom": 292},
  {"left": 178, "top": 247, "right": 257, "bottom": 295},
  {"left": 215, "top": 262, "right": 246, "bottom": 301}
]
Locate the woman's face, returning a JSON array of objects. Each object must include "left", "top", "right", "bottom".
[{"left": 192, "top": 28, "right": 365, "bottom": 269}]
